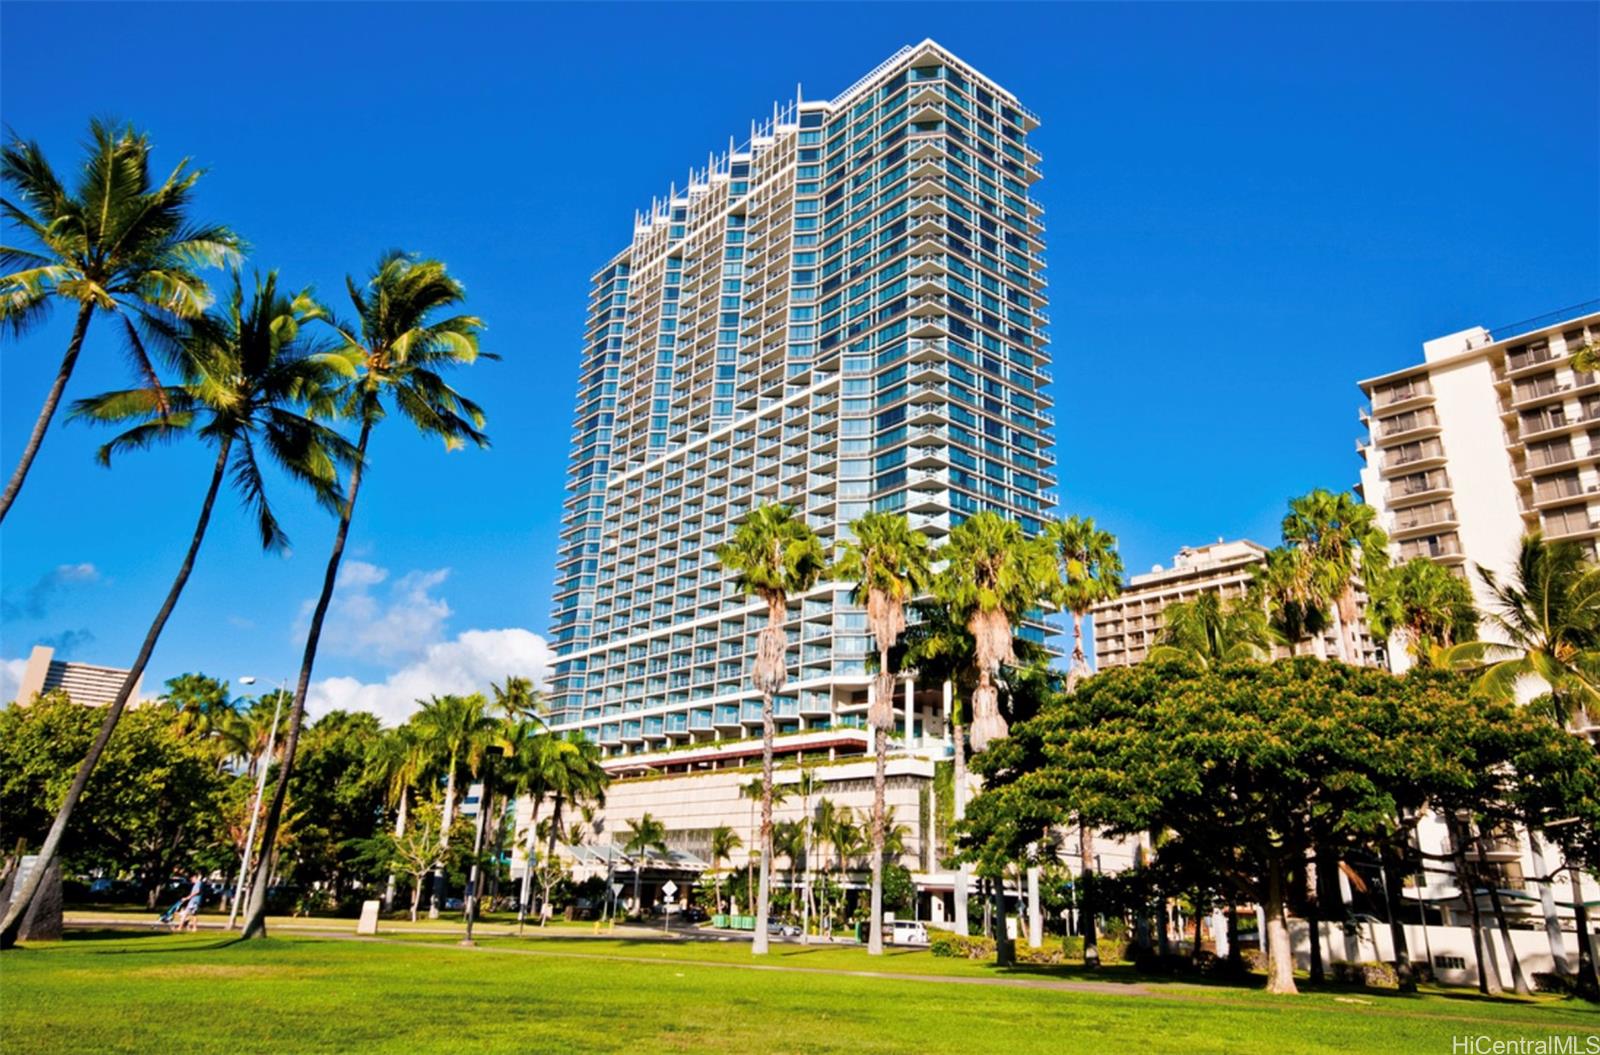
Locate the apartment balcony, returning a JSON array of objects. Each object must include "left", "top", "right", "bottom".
[
  {"left": 1503, "top": 345, "right": 1562, "bottom": 377},
  {"left": 1509, "top": 379, "right": 1573, "bottom": 410},
  {"left": 1378, "top": 444, "right": 1448, "bottom": 477},
  {"left": 1529, "top": 483, "right": 1594, "bottom": 511},
  {"left": 1370, "top": 384, "right": 1434, "bottom": 413},
  {"left": 1386, "top": 478, "right": 1452, "bottom": 508},
  {"left": 713, "top": 705, "right": 742, "bottom": 731},
  {"left": 1390, "top": 505, "right": 1460, "bottom": 540}
]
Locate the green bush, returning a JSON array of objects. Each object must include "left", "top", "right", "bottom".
[
  {"left": 1532, "top": 972, "right": 1578, "bottom": 996},
  {"left": 929, "top": 930, "right": 997, "bottom": 959},
  {"left": 1332, "top": 961, "right": 1399, "bottom": 989},
  {"left": 1016, "top": 943, "right": 1063, "bottom": 965},
  {"left": 1058, "top": 935, "right": 1128, "bottom": 963}
]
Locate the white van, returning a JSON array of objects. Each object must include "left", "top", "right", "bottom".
[{"left": 889, "top": 919, "right": 929, "bottom": 946}]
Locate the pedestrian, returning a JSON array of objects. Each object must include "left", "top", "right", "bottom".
[{"left": 178, "top": 874, "right": 203, "bottom": 932}]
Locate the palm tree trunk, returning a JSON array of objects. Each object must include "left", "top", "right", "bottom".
[
  {"left": 1475, "top": 822, "right": 1531, "bottom": 995},
  {"left": 869, "top": 698, "right": 888, "bottom": 956},
  {"left": 1070, "top": 610, "right": 1088, "bottom": 672},
  {"left": 1568, "top": 861, "right": 1600, "bottom": 1000},
  {"left": 753, "top": 689, "right": 775, "bottom": 956},
  {"left": 952, "top": 707, "right": 969, "bottom": 936},
  {"left": 431, "top": 765, "right": 457, "bottom": 920},
  {"left": 541, "top": 796, "right": 563, "bottom": 922},
  {"left": 1447, "top": 814, "right": 1500, "bottom": 995},
  {"left": 1, "top": 439, "right": 230, "bottom": 948},
  {"left": 868, "top": 654, "right": 891, "bottom": 956},
  {"left": 517, "top": 801, "right": 541, "bottom": 926},
  {"left": 383, "top": 790, "right": 408, "bottom": 911},
  {"left": 0, "top": 300, "right": 93, "bottom": 525},
  {"left": 240, "top": 417, "right": 373, "bottom": 940}
]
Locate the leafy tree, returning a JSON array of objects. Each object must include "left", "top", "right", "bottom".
[
  {"left": 532, "top": 737, "right": 607, "bottom": 920},
  {"left": 242, "top": 252, "right": 490, "bottom": 939},
  {"left": 963, "top": 659, "right": 1600, "bottom": 996},
  {"left": 833, "top": 510, "right": 930, "bottom": 954},
  {"left": 387, "top": 795, "right": 453, "bottom": 922},
  {"left": 0, "top": 694, "right": 225, "bottom": 906},
  {"left": 1, "top": 274, "right": 353, "bottom": 947},
  {"left": 0, "top": 118, "right": 242, "bottom": 522},
  {"left": 714, "top": 502, "right": 824, "bottom": 954},
  {"left": 1146, "top": 592, "right": 1271, "bottom": 668},
  {"left": 1045, "top": 514, "right": 1124, "bottom": 683}
]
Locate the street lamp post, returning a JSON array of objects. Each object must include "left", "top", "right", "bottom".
[{"left": 226, "top": 677, "right": 285, "bottom": 931}]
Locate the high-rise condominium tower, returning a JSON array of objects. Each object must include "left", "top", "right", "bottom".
[{"left": 544, "top": 41, "right": 1054, "bottom": 756}]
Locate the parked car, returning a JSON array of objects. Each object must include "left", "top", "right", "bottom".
[
  {"left": 767, "top": 919, "right": 800, "bottom": 938},
  {"left": 443, "top": 897, "right": 464, "bottom": 911},
  {"left": 680, "top": 906, "right": 709, "bottom": 924},
  {"left": 890, "top": 920, "right": 930, "bottom": 946}
]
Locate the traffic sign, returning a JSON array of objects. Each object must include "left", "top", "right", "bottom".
[
  {"left": 661, "top": 880, "right": 679, "bottom": 900},
  {"left": 611, "top": 882, "right": 624, "bottom": 897}
]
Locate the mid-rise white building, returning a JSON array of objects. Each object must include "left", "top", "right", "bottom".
[{"left": 1357, "top": 305, "right": 1600, "bottom": 618}]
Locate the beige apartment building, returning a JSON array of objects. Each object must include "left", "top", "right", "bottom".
[
  {"left": 13, "top": 644, "right": 141, "bottom": 707},
  {"left": 1356, "top": 306, "right": 1600, "bottom": 617},
  {"left": 1091, "top": 539, "right": 1374, "bottom": 670}
]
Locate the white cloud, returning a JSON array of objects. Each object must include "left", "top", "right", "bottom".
[
  {"left": 1, "top": 657, "right": 27, "bottom": 704},
  {"left": 304, "top": 560, "right": 453, "bottom": 662},
  {"left": 306, "top": 628, "right": 555, "bottom": 726}
]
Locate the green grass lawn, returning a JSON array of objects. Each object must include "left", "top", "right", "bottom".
[{"left": 3, "top": 928, "right": 1596, "bottom": 1054}]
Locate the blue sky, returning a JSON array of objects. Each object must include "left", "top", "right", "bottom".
[{"left": 2, "top": 2, "right": 1596, "bottom": 714}]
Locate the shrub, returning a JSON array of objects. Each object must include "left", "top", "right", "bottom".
[
  {"left": 1241, "top": 948, "right": 1267, "bottom": 973},
  {"left": 1533, "top": 972, "right": 1578, "bottom": 996},
  {"left": 929, "top": 930, "right": 997, "bottom": 959},
  {"left": 1016, "top": 943, "right": 1063, "bottom": 965},
  {"left": 1332, "top": 961, "right": 1399, "bottom": 989}
]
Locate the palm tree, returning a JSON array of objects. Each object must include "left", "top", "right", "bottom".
[
  {"left": 623, "top": 813, "right": 669, "bottom": 919},
  {"left": 1468, "top": 533, "right": 1600, "bottom": 727},
  {"left": 411, "top": 693, "right": 496, "bottom": 918},
  {"left": 0, "top": 119, "right": 241, "bottom": 523},
  {"left": 240, "top": 252, "right": 489, "bottom": 939},
  {"left": 491, "top": 675, "right": 544, "bottom": 722},
  {"left": 0, "top": 273, "right": 350, "bottom": 947},
  {"left": 1046, "top": 515, "right": 1124, "bottom": 684},
  {"left": 158, "top": 673, "right": 232, "bottom": 736},
  {"left": 1282, "top": 489, "right": 1389, "bottom": 664},
  {"left": 1462, "top": 533, "right": 1600, "bottom": 998},
  {"left": 1146, "top": 592, "right": 1272, "bottom": 668},
  {"left": 1252, "top": 545, "right": 1332, "bottom": 657},
  {"left": 364, "top": 724, "right": 428, "bottom": 911},
  {"left": 714, "top": 502, "right": 825, "bottom": 955},
  {"left": 790, "top": 767, "right": 823, "bottom": 942},
  {"left": 1366, "top": 557, "right": 1479, "bottom": 668},
  {"left": 833, "top": 510, "right": 930, "bottom": 954},
  {"left": 506, "top": 730, "right": 559, "bottom": 924},
  {"left": 708, "top": 824, "right": 742, "bottom": 915},
  {"left": 901, "top": 600, "right": 977, "bottom": 934},
  {"left": 773, "top": 819, "right": 807, "bottom": 918},
  {"left": 935, "top": 511, "right": 1054, "bottom": 752},
  {"left": 536, "top": 738, "right": 608, "bottom": 920}
]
